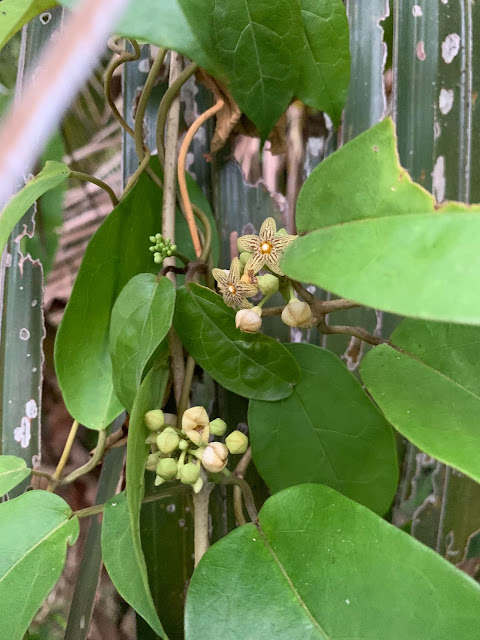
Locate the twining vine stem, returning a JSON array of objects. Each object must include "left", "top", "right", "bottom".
[{"left": 47, "top": 419, "right": 79, "bottom": 491}]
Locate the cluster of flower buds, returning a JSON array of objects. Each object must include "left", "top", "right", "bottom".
[
  {"left": 149, "top": 233, "right": 177, "bottom": 265},
  {"left": 144, "top": 407, "right": 249, "bottom": 493}
]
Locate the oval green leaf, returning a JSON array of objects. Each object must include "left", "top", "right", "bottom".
[
  {"left": 0, "top": 160, "right": 70, "bottom": 256},
  {"left": 249, "top": 343, "right": 398, "bottom": 515},
  {"left": 102, "top": 492, "right": 165, "bottom": 638},
  {"left": 282, "top": 211, "right": 480, "bottom": 325},
  {"left": 110, "top": 274, "right": 175, "bottom": 413},
  {"left": 295, "top": 118, "right": 433, "bottom": 233},
  {"left": 361, "top": 319, "right": 480, "bottom": 484},
  {"left": 0, "top": 491, "right": 79, "bottom": 640},
  {"left": 186, "top": 484, "right": 480, "bottom": 640},
  {"left": 173, "top": 284, "right": 300, "bottom": 401},
  {"left": 0, "top": 455, "right": 31, "bottom": 497}
]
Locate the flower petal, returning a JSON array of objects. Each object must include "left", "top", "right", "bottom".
[
  {"left": 212, "top": 268, "right": 229, "bottom": 287},
  {"left": 229, "top": 257, "right": 242, "bottom": 282},
  {"left": 244, "top": 252, "right": 266, "bottom": 275},
  {"left": 260, "top": 217, "right": 277, "bottom": 241},
  {"left": 265, "top": 253, "right": 284, "bottom": 276},
  {"left": 273, "top": 235, "right": 297, "bottom": 251},
  {"left": 238, "top": 235, "right": 260, "bottom": 252}
]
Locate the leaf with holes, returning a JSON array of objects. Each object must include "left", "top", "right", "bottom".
[
  {"left": 110, "top": 274, "right": 175, "bottom": 413},
  {"left": 186, "top": 484, "right": 480, "bottom": 640},
  {"left": 0, "top": 491, "right": 79, "bottom": 640},
  {"left": 173, "top": 284, "right": 300, "bottom": 401},
  {"left": 249, "top": 343, "right": 398, "bottom": 515},
  {"left": 0, "top": 455, "right": 30, "bottom": 497},
  {"left": 361, "top": 319, "right": 480, "bottom": 484}
]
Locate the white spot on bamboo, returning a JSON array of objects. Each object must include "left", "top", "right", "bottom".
[
  {"left": 14, "top": 416, "right": 31, "bottom": 448},
  {"left": 434, "top": 121, "right": 441, "bottom": 140},
  {"left": 432, "top": 156, "right": 446, "bottom": 203},
  {"left": 31, "top": 299, "right": 37, "bottom": 307},
  {"left": 19, "top": 328, "right": 30, "bottom": 340},
  {"left": 167, "top": 503, "right": 176, "bottom": 513},
  {"left": 412, "top": 5, "right": 423, "bottom": 17},
  {"left": 25, "top": 399, "right": 38, "bottom": 419},
  {"left": 416, "top": 41, "right": 426, "bottom": 61},
  {"left": 442, "top": 33, "right": 461, "bottom": 64},
  {"left": 5, "top": 253, "right": 11, "bottom": 267},
  {"left": 439, "top": 88, "right": 454, "bottom": 115}
]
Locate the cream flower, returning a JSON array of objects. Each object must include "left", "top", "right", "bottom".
[
  {"left": 212, "top": 257, "right": 258, "bottom": 309},
  {"left": 238, "top": 218, "right": 296, "bottom": 276},
  {"left": 182, "top": 406, "right": 210, "bottom": 445}
]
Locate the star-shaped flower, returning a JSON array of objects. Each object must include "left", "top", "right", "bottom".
[
  {"left": 237, "top": 218, "right": 296, "bottom": 276},
  {"left": 212, "top": 258, "right": 258, "bottom": 309}
]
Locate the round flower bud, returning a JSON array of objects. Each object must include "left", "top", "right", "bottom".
[
  {"left": 146, "top": 451, "right": 161, "bottom": 471},
  {"left": 225, "top": 430, "right": 249, "bottom": 455},
  {"left": 182, "top": 406, "right": 210, "bottom": 445},
  {"left": 257, "top": 274, "right": 279, "bottom": 296},
  {"left": 156, "top": 427, "right": 180, "bottom": 454},
  {"left": 235, "top": 308, "right": 262, "bottom": 334},
  {"left": 202, "top": 442, "right": 228, "bottom": 473},
  {"left": 239, "top": 251, "right": 252, "bottom": 266},
  {"left": 156, "top": 457, "right": 178, "bottom": 480},
  {"left": 180, "top": 462, "right": 201, "bottom": 485},
  {"left": 144, "top": 409, "right": 165, "bottom": 431},
  {"left": 178, "top": 438, "right": 189, "bottom": 451},
  {"left": 210, "top": 418, "right": 227, "bottom": 437},
  {"left": 276, "top": 227, "right": 288, "bottom": 237},
  {"left": 281, "top": 299, "right": 314, "bottom": 328}
]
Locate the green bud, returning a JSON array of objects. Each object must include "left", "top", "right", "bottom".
[
  {"left": 145, "top": 434, "right": 157, "bottom": 445},
  {"left": 171, "top": 244, "right": 177, "bottom": 251},
  {"left": 225, "top": 430, "right": 249, "bottom": 455},
  {"left": 276, "top": 227, "right": 288, "bottom": 237},
  {"left": 149, "top": 246, "right": 156, "bottom": 252},
  {"left": 156, "top": 457, "right": 178, "bottom": 480},
  {"left": 155, "top": 233, "right": 162, "bottom": 241},
  {"left": 155, "top": 475, "right": 166, "bottom": 486},
  {"left": 192, "top": 476, "right": 204, "bottom": 494},
  {"left": 210, "top": 418, "right": 227, "bottom": 437},
  {"left": 154, "top": 254, "right": 163, "bottom": 264},
  {"left": 145, "top": 409, "right": 165, "bottom": 431},
  {"left": 157, "top": 427, "right": 180, "bottom": 454},
  {"left": 179, "top": 439, "right": 189, "bottom": 451},
  {"left": 180, "top": 462, "right": 200, "bottom": 485},
  {"left": 239, "top": 251, "right": 252, "bottom": 267},
  {"left": 167, "top": 250, "right": 172, "bottom": 256},
  {"left": 146, "top": 452, "right": 161, "bottom": 470},
  {"left": 149, "top": 235, "right": 156, "bottom": 243},
  {"left": 257, "top": 274, "right": 279, "bottom": 296}
]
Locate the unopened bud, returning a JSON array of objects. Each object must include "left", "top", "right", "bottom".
[
  {"left": 239, "top": 251, "right": 252, "bottom": 266},
  {"left": 156, "top": 427, "right": 180, "bottom": 454},
  {"left": 276, "top": 227, "right": 288, "bottom": 237},
  {"left": 235, "top": 308, "right": 262, "bottom": 334},
  {"left": 257, "top": 274, "right": 279, "bottom": 296},
  {"left": 192, "top": 476, "right": 204, "bottom": 494},
  {"left": 180, "top": 462, "right": 201, "bottom": 485},
  {"left": 226, "top": 430, "right": 249, "bottom": 455},
  {"left": 179, "top": 439, "right": 189, "bottom": 451},
  {"left": 182, "top": 406, "right": 210, "bottom": 445},
  {"left": 281, "top": 298, "right": 314, "bottom": 328},
  {"left": 210, "top": 418, "right": 227, "bottom": 437},
  {"left": 144, "top": 409, "right": 165, "bottom": 431},
  {"left": 145, "top": 434, "right": 158, "bottom": 445},
  {"left": 202, "top": 442, "right": 228, "bottom": 473},
  {"left": 156, "top": 457, "right": 178, "bottom": 480},
  {"left": 155, "top": 475, "right": 166, "bottom": 486},
  {"left": 146, "top": 452, "right": 161, "bottom": 471}
]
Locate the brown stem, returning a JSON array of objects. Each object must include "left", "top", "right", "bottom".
[{"left": 318, "top": 319, "right": 389, "bottom": 347}]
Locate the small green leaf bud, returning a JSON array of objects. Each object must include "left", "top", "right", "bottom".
[
  {"left": 202, "top": 442, "right": 228, "bottom": 473},
  {"left": 149, "top": 235, "right": 156, "bottom": 243},
  {"left": 281, "top": 298, "right": 314, "bottom": 328},
  {"left": 155, "top": 233, "right": 162, "bottom": 241},
  {"left": 179, "top": 439, "right": 189, "bottom": 451},
  {"left": 276, "top": 227, "right": 288, "bottom": 237},
  {"left": 257, "top": 274, "right": 279, "bottom": 296},
  {"left": 171, "top": 244, "right": 177, "bottom": 251},
  {"left": 210, "top": 418, "right": 227, "bottom": 437},
  {"left": 225, "top": 430, "right": 249, "bottom": 455},
  {"left": 192, "top": 476, "right": 204, "bottom": 494},
  {"left": 145, "top": 409, "right": 165, "bottom": 431},
  {"left": 156, "top": 457, "right": 178, "bottom": 480},
  {"left": 149, "top": 246, "right": 156, "bottom": 252},
  {"left": 155, "top": 475, "right": 166, "bottom": 486},
  {"left": 239, "top": 251, "right": 252, "bottom": 267},
  {"left": 235, "top": 308, "right": 262, "bottom": 333},
  {"left": 146, "top": 451, "right": 161, "bottom": 471},
  {"left": 167, "top": 250, "right": 172, "bottom": 256},
  {"left": 180, "top": 462, "right": 201, "bottom": 485},
  {"left": 157, "top": 427, "right": 180, "bottom": 454},
  {"left": 154, "top": 253, "right": 163, "bottom": 264}
]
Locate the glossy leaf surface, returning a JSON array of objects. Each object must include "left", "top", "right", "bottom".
[
  {"left": 0, "top": 491, "right": 79, "bottom": 640},
  {"left": 186, "top": 484, "right": 480, "bottom": 640},
  {"left": 249, "top": 344, "right": 398, "bottom": 514},
  {"left": 102, "top": 492, "right": 165, "bottom": 638},
  {"left": 0, "top": 455, "right": 30, "bottom": 496},
  {"left": 295, "top": 118, "right": 433, "bottom": 233},
  {"left": 174, "top": 284, "right": 300, "bottom": 400},
  {"left": 0, "top": 161, "right": 70, "bottom": 256},
  {"left": 110, "top": 274, "right": 175, "bottom": 412},
  {"left": 361, "top": 319, "right": 480, "bottom": 484}
]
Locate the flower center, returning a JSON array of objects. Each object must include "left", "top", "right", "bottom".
[
  {"left": 260, "top": 241, "right": 272, "bottom": 254},
  {"left": 228, "top": 284, "right": 237, "bottom": 294}
]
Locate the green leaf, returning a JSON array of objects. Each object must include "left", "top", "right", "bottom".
[
  {"left": 186, "top": 484, "right": 480, "bottom": 640},
  {"left": 0, "top": 160, "right": 70, "bottom": 256},
  {"left": 249, "top": 343, "right": 398, "bottom": 514},
  {"left": 0, "top": 0, "right": 56, "bottom": 50},
  {"left": 110, "top": 274, "right": 175, "bottom": 413},
  {"left": 361, "top": 319, "right": 480, "bottom": 484},
  {"left": 173, "top": 284, "right": 300, "bottom": 401},
  {"left": 0, "top": 491, "right": 79, "bottom": 640},
  {"left": 102, "top": 492, "right": 165, "bottom": 638},
  {"left": 0, "top": 455, "right": 31, "bottom": 496},
  {"left": 282, "top": 210, "right": 480, "bottom": 325},
  {"left": 295, "top": 118, "right": 433, "bottom": 233},
  {"left": 296, "top": 0, "right": 350, "bottom": 126}
]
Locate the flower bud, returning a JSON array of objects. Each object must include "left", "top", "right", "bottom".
[
  {"left": 144, "top": 409, "right": 165, "bottom": 431},
  {"left": 235, "top": 308, "right": 262, "bottom": 334},
  {"left": 156, "top": 427, "right": 180, "bottom": 454},
  {"left": 192, "top": 476, "right": 204, "bottom": 494},
  {"left": 145, "top": 434, "right": 158, "bottom": 445},
  {"left": 180, "top": 462, "right": 201, "bottom": 485},
  {"left": 146, "top": 452, "right": 161, "bottom": 471},
  {"left": 182, "top": 406, "right": 210, "bottom": 445},
  {"left": 210, "top": 418, "right": 227, "bottom": 437},
  {"left": 225, "top": 430, "right": 249, "bottom": 455},
  {"left": 239, "top": 251, "right": 252, "bottom": 266},
  {"left": 276, "top": 227, "right": 288, "bottom": 237},
  {"left": 202, "top": 442, "right": 228, "bottom": 473},
  {"left": 179, "top": 439, "right": 189, "bottom": 451},
  {"left": 281, "top": 298, "right": 314, "bottom": 328},
  {"left": 156, "top": 457, "right": 178, "bottom": 480},
  {"left": 257, "top": 274, "right": 279, "bottom": 296},
  {"left": 155, "top": 475, "right": 166, "bottom": 486}
]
